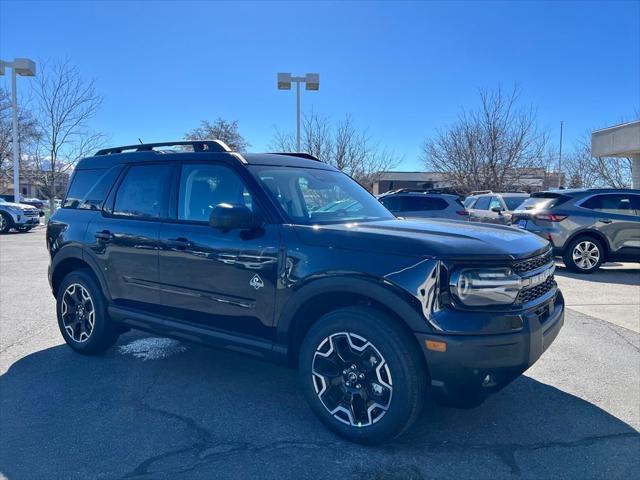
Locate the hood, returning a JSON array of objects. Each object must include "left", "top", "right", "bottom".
[
  {"left": 0, "top": 201, "right": 37, "bottom": 210},
  {"left": 294, "top": 218, "right": 549, "bottom": 260}
]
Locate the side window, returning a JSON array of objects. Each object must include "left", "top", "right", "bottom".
[
  {"left": 178, "top": 164, "right": 253, "bottom": 222},
  {"left": 629, "top": 195, "right": 640, "bottom": 216},
  {"left": 380, "top": 196, "right": 400, "bottom": 212},
  {"left": 63, "top": 169, "right": 107, "bottom": 209},
  {"left": 423, "top": 197, "right": 448, "bottom": 210},
  {"left": 489, "top": 197, "right": 503, "bottom": 211},
  {"left": 582, "top": 194, "right": 638, "bottom": 216},
  {"left": 80, "top": 166, "right": 123, "bottom": 210},
  {"left": 113, "top": 164, "right": 172, "bottom": 218},
  {"left": 402, "top": 197, "right": 423, "bottom": 211},
  {"left": 474, "top": 196, "right": 491, "bottom": 210}
]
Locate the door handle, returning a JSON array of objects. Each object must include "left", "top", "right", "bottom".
[
  {"left": 95, "top": 230, "right": 113, "bottom": 241},
  {"left": 166, "top": 237, "right": 193, "bottom": 249},
  {"left": 597, "top": 219, "right": 613, "bottom": 224}
]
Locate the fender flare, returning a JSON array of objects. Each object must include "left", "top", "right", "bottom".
[
  {"left": 50, "top": 246, "right": 112, "bottom": 300},
  {"left": 563, "top": 228, "right": 611, "bottom": 257},
  {"left": 276, "top": 276, "right": 431, "bottom": 346}
]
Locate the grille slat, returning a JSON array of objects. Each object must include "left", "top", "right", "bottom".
[
  {"left": 517, "top": 276, "right": 556, "bottom": 304},
  {"left": 513, "top": 250, "right": 553, "bottom": 274}
]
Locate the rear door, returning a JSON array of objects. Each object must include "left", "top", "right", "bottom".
[
  {"left": 86, "top": 163, "right": 173, "bottom": 312},
  {"left": 468, "top": 196, "right": 495, "bottom": 223},
  {"left": 580, "top": 193, "right": 640, "bottom": 258}
]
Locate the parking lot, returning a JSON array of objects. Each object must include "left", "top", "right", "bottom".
[{"left": 0, "top": 228, "right": 638, "bottom": 480}]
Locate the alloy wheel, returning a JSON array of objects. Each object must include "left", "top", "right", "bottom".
[
  {"left": 311, "top": 332, "right": 392, "bottom": 427},
  {"left": 61, "top": 283, "right": 96, "bottom": 342},
  {"left": 572, "top": 240, "right": 600, "bottom": 270}
]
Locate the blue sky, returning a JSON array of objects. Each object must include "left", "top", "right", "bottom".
[{"left": 1, "top": 0, "right": 638, "bottom": 170}]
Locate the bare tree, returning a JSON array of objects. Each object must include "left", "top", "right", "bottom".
[
  {"left": 270, "top": 112, "right": 400, "bottom": 185},
  {"left": 421, "top": 86, "right": 548, "bottom": 194},
  {"left": 0, "top": 88, "right": 40, "bottom": 192},
  {"left": 564, "top": 133, "right": 632, "bottom": 189},
  {"left": 32, "top": 61, "right": 104, "bottom": 209},
  {"left": 184, "top": 119, "right": 249, "bottom": 151}
]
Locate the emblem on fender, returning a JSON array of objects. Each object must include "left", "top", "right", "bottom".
[{"left": 250, "top": 274, "right": 264, "bottom": 290}]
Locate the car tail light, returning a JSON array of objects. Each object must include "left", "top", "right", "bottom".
[
  {"left": 456, "top": 210, "right": 470, "bottom": 216},
  {"left": 534, "top": 213, "right": 567, "bottom": 222}
]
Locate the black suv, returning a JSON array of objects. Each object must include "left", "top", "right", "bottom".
[{"left": 47, "top": 141, "right": 564, "bottom": 444}]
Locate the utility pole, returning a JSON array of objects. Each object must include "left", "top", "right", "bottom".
[{"left": 558, "top": 121, "right": 564, "bottom": 188}]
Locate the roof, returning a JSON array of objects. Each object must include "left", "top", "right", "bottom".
[{"left": 77, "top": 141, "right": 336, "bottom": 171}]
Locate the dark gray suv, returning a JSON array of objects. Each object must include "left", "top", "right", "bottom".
[{"left": 511, "top": 188, "right": 640, "bottom": 273}]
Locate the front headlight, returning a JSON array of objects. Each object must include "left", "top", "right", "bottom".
[{"left": 449, "top": 267, "right": 521, "bottom": 306}]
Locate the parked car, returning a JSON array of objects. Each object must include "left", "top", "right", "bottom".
[
  {"left": 0, "top": 197, "right": 41, "bottom": 233},
  {"left": 47, "top": 140, "right": 563, "bottom": 444},
  {"left": 378, "top": 190, "right": 469, "bottom": 220},
  {"left": 511, "top": 188, "right": 640, "bottom": 273},
  {"left": 465, "top": 191, "right": 529, "bottom": 224},
  {"left": 20, "top": 197, "right": 47, "bottom": 216}
]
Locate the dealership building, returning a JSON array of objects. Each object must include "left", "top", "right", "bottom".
[{"left": 591, "top": 120, "right": 640, "bottom": 189}]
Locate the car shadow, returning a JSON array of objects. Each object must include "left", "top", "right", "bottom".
[
  {"left": 554, "top": 263, "right": 640, "bottom": 287},
  {"left": 1, "top": 335, "right": 638, "bottom": 480}
]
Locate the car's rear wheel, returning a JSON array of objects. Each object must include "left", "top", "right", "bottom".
[
  {"left": 56, "top": 269, "right": 120, "bottom": 354},
  {"left": 0, "top": 212, "right": 12, "bottom": 233},
  {"left": 563, "top": 236, "right": 604, "bottom": 273},
  {"left": 299, "top": 306, "right": 427, "bottom": 444}
]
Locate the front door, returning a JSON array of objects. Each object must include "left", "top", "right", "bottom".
[{"left": 158, "top": 162, "right": 280, "bottom": 341}]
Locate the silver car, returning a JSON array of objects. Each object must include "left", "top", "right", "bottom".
[
  {"left": 0, "top": 197, "right": 40, "bottom": 233},
  {"left": 511, "top": 188, "right": 640, "bottom": 273},
  {"left": 465, "top": 191, "right": 530, "bottom": 225}
]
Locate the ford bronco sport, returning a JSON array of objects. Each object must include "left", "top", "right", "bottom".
[{"left": 47, "top": 140, "right": 564, "bottom": 444}]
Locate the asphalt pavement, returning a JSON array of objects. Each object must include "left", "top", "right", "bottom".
[{"left": 1, "top": 228, "right": 639, "bottom": 480}]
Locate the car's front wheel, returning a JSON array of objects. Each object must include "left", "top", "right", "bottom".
[
  {"left": 56, "top": 269, "right": 120, "bottom": 354},
  {"left": 299, "top": 307, "right": 427, "bottom": 444},
  {"left": 0, "top": 212, "right": 12, "bottom": 233},
  {"left": 563, "top": 236, "right": 605, "bottom": 273}
]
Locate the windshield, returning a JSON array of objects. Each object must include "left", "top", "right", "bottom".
[
  {"left": 517, "top": 196, "right": 561, "bottom": 211},
  {"left": 249, "top": 166, "right": 395, "bottom": 225},
  {"left": 504, "top": 196, "right": 528, "bottom": 210}
]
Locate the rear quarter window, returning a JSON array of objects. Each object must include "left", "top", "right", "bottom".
[{"left": 64, "top": 168, "right": 116, "bottom": 209}]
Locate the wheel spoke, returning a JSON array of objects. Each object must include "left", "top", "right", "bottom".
[
  {"left": 61, "top": 283, "right": 95, "bottom": 343},
  {"left": 311, "top": 331, "right": 393, "bottom": 427}
]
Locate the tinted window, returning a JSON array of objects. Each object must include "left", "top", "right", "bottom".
[
  {"left": 504, "top": 196, "right": 528, "bottom": 210},
  {"left": 582, "top": 194, "right": 640, "bottom": 216},
  {"left": 113, "top": 164, "right": 172, "bottom": 218},
  {"left": 379, "top": 196, "right": 401, "bottom": 212},
  {"left": 63, "top": 169, "right": 107, "bottom": 209},
  {"left": 178, "top": 164, "right": 253, "bottom": 222},
  {"left": 464, "top": 197, "right": 477, "bottom": 208},
  {"left": 403, "top": 196, "right": 449, "bottom": 211},
  {"left": 473, "top": 196, "right": 491, "bottom": 210}
]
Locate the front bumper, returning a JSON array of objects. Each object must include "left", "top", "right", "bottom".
[{"left": 416, "top": 291, "right": 565, "bottom": 406}]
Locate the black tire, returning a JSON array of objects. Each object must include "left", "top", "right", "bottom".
[
  {"left": 562, "top": 236, "right": 605, "bottom": 274},
  {"left": 0, "top": 212, "right": 13, "bottom": 233},
  {"left": 56, "top": 269, "right": 120, "bottom": 355},
  {"left": 299, "top": 306, "right": 428, "bottom": 445}
]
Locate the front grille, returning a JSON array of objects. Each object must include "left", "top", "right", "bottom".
[
  {"left": 23, "top": 209, "right": 39, "bottom": 217},
  {"left": 516, "top": 276, "right": 556, "bottom": 304},
  {"left": 513, "top": 250, "right": 553, "bottom": 274}
]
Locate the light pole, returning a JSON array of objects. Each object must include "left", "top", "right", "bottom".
[
  {"left": 558, "top": 120, "right": 563, "bottom": 188},
  {"left": 0, "top": 58, "right": 37, "bottom": 203},
  {"left": 277, "top": 73, "right": 319, "bottom": 151}
]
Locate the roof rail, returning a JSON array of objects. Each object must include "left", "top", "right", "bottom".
[
  {"left": 95, "top": 140, "right": 232, "bottom": 156},
  {"left": 268, "top": 152, "right": 321, "bottom": 162},
  {"left": 470, "top": 190, "right": 493, "bottom": 195}
]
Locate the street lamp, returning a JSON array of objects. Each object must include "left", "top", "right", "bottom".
[
  {"left": 277, "top": 73, "right": 319, "bottom": 151},
  {"left": 0, "top": 58, "right": 37, "bottom": 203}
]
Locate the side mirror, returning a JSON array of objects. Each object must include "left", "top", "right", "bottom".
[
  {"left": 491, "top": 206, "right": 504, "bottom": 214},
  {"left": 209, "top": 204, "right": 258, "bottom": 230}
]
